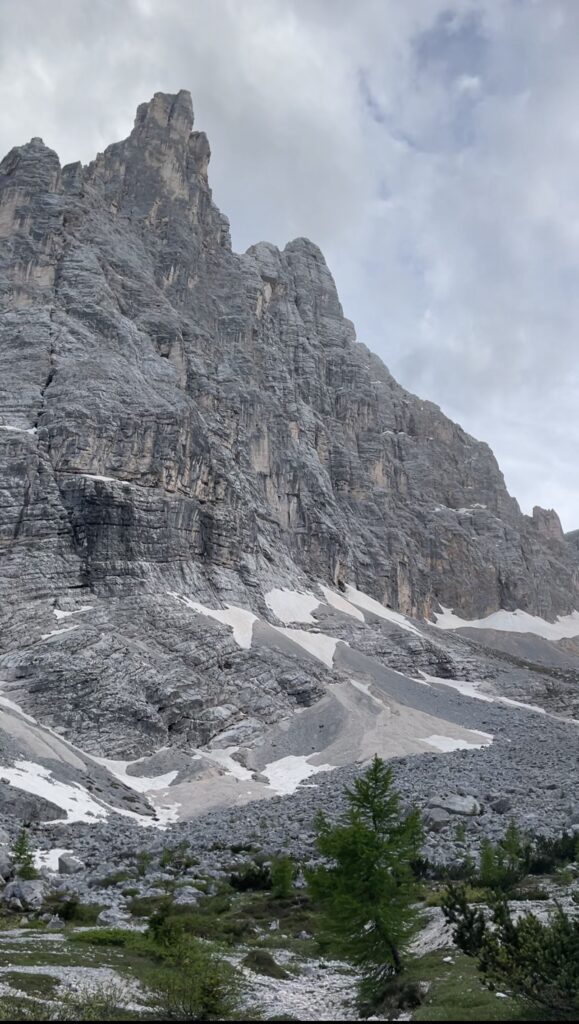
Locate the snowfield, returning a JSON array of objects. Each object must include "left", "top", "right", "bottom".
[
  {"left": 168, "top": 592, "right": 257, "bottom": 649},
  {"left": 433, "top": 605, "right": 579, "bottom": 640},
  {"left": 265, "top": 588, "right": 320, "bottom": 624}
]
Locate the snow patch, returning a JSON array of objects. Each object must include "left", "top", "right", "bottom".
[
  {"left": 262, "top": 755, "right": 334, "bottom": 795},
  {"left": 344, "top": 585, "right": 423, "bottom": 635},
  {"left": 205, "top": 747, "right": 253, "bottom": 781},
  {"left": 53, "top": 606, "right": 93, "bottom": 621},
  {"left": 40, "top": 626, "right": 79, "bottom": 640},
  {"left": 418, "top": 673, "right": 494, "bottom": 703},
  {"left": 34, "top": 848, "right": 72, "bottom": 871},
  {"left": 169, "top": 593, "right": 257, "bottom": 649},
  {"left": 82, "top": 473, "right": 131, "bottom": 484},
  {"left": 91, "top": 755, "right": 178, "bottom": 792},
  {"left": 265, "top": 588, "right": 320, "bottom": 624},
  {"left": 0, "top": 424, "right": 36, "bottom": 435},
  {"left": 319, "top": 585, "right": 365, "bottom": 622},
  {"left": 432, "top": 605, "right": 579, "bottom": 641},
  {"left": 422, "top": 734, "right": 491, "bottom": 752},
  {"left": 274, "top": 627, "right": 341, "bottom": 668},
  {"left": 0, "top": 761, "right": 108, "bottom": 823},
  {"left": 350, "top": 678, "right": 384, "bottom": 705}
]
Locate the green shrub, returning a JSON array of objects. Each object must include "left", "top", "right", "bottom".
[
  {"left": 242, "top": 948, "right": 289, "bottom": 979},
  {"left": 135, "top": 850, "right": 152, "bottom": 877},
  {"left": 477, "top": 821, "right": 530, "bottom": 892},
  {"left": 230, "top": 861, "right": 272, "bottom": 892},
  {"left": 270, "top": 856, "right": 296, "bottom": 900},
  {"left": 528, "top": 832, "right": 579, "bottom": 875},
  {"left": 11, "top": 830, "right": 38, "bottom": 881},
  {"left": 159, "top": 841, "right": 196, "bottom": 873},
  {"left": 150, "top": 957, "right": 242, "bottom": 1021},
  {"left": 443, "top": 886, "right": 579, "bottom": 1018},
  {"left": 46, "top": 898, "right": 103, "bottom": 925}
]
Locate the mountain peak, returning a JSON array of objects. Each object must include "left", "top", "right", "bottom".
[{"left": 133, "top": 89, "right": 194, "bottom": 142}]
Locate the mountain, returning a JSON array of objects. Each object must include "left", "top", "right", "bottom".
[{"left": 0, "top": 90, "right": 577, "bottom": 815}]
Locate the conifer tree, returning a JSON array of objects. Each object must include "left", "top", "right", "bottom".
[{"left": 307, "top": 755, "right": 422, "bottom": 1005}]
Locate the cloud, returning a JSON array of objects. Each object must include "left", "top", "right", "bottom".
[{"left": 0, "top": 0, "right": 577, "bottom": 529}]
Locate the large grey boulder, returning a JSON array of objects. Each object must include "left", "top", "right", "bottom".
[
  {"left": 96, "top": 907, "right": 131, "bottom": 927},
  {"left": 2, "top": 879, "right": 46, "bottom": 910},
  {"left": 423, "top": 807, "right": 451, "bottom": 832},
  {"left": 173, "top": 886, "right": 203, "bottom": 906},
  {"left": 58, "top": 853, "right": 85, "bottom": 875},
  {"left": 0, "top": 847, "right": 12, "bottom": 881},
  {"left": 428, "top": 795, "right": 482, "bottom": 817}
]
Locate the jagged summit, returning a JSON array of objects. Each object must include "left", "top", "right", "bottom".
[{"left": 134, "top": 89, "right": 195, "bottom": 138}]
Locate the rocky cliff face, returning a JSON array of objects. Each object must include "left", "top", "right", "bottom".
[{"left": 0, "top": 90, "right": 577, "bottom": 758}]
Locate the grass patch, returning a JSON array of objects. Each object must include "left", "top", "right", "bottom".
[
  {"left": 2, "top": 972, "right": 61, "bottom": 998},
  {"left": 408, "top": 950, "right": 544, "bottom": 1021}
]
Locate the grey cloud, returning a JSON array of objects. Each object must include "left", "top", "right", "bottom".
[{"left": 0, "top": 0, "right": 576, "bottom": 528}]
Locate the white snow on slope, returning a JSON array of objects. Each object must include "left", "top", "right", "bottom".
[
  {"left": 0, "top": 424, "right": 36, "bottom": 435},
  {"left": 274, "top": 627, "right": 342, "bottom": 668},
  {"left": 265, "top": 588, "right": 320, "bottom": 624},
  {"left": 205, "top": 747, "right": 254, "bottom": 781},
  {"left": 419, "top": 673, "right": 550, "bottom": 716},
  {"left": 82, "top": 473, "right": 132, "bottom": 484},
  {"left": 0, "top": 761, "right": 108, "bottom": 823},
  {"left": 262, "top": 755, "right": 334, "bottom": 795},
  {"left": 34, "top": 848, "right": 72, "bottom": 871},
  {"left": 53, "top": 606, "right": 93, "bottom": 621},
  {"left": 433, "top": 605, "right": 579, "bottom": 640},
  {"left": 319, "top": 585, "right": 365, "bottom": 622},
  {"left": 344, "top": 585, "right": 423, "bottom": 636},
  {"left": 418, "top": 673, "right": 494, "bottom": 702},
  {"left": 423, "top": 734, "right": 491, "bottom": 752},
  {"left": 350, "top": 678, "right": 381, "bottom": 702},
  {"left": 168, "top": 593, "right": 257, "bottom": 649},
  {"left": 92, "top": 755, "right": 178, "bottom": 792},
  {"left": 0, "top": 687, "right": 177, "bottom": 828},
  {"left": 40, "top": 626, "right": 79, "bottom": 641}
]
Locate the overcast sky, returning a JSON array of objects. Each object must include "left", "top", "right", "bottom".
[{"left": 1, "top": 0, "right": 577, "bottom": 530}]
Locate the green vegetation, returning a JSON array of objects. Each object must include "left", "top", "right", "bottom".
[
  {"left": 44, "top": 896, "right": 105, "bottom": 925},
  {"left": 408, "top": 950, "right": 542, "bottom": 1021},
  {"left": 443, "top": 886, "right": 579, "bottom": 1019},
  {"left": 71, "top": 907, "right": 244, "bottom": 1021},
  {"left": 270, "top": 856, "right": 296, "bottom": 900},
  {"left": 307, "top": 755, "right": 423, "bottom": 1008},
  {"left": 242, "top": 948, "right": 289, "bottom": 979},
  {"left": 135, "top": 851, "right": 152, "bottom": 877},
  {"left": 159, "top": 841, "right": 196, "bottom": 873},
  {"left": 11, "top": 829, "right": 38, "bottom": 881}
]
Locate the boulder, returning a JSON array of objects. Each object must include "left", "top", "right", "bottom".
[
  {"left": 428, "top": 794, "right": 482, "bottom": 817},
  {"left": 0, "top": 848, "right": 12, "bottom": 881},
  {"left": 96, "top": 907, "right": 131, "bottom": 927},
  {"left": 424, "top": 807, "right": 451, "bottom": 832},
  {"left": 490, "top": 797, "right": 512, "bottom": 814},
  {"left": 173, "top": 886, "right": 202, "bottom": 906},
  {"left": 2, "top": 879, "right": 46, "bottom": 910},
  {"left": 58, "top": 853, "right": 85, "bottom": 875}
]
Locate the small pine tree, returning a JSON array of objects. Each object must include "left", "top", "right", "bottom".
[
  {"left": 11, "top": 828, "right": 38, "bottom": 880},
  {"left": 478, "top": 822, "right": 529, "bottom": 892},
  {"left": 307, "top": 755, "right": 423, "bottom": 1006},
  {"left": 270, "top": 855, "right": 295, "bottom": 900}
]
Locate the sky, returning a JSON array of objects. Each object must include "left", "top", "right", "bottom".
[{"left": 0, "top": 0, "right": 577, "bottom": 530}]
